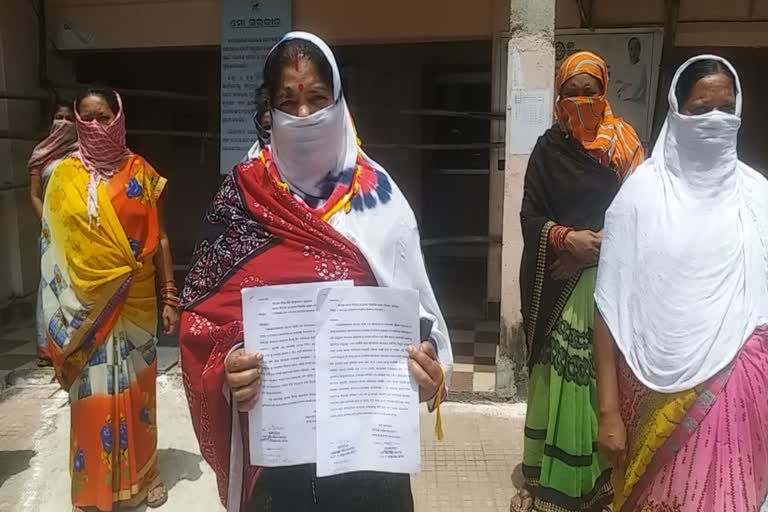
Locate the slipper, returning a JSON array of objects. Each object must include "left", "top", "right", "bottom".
[
  {"left": 510, "top": 489, "right": 534, "bottom": 512},
  {"left": 146, "top": 483, "right": 169, "bottom": 509}
]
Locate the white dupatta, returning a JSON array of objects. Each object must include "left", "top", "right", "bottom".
[
  {"left": 595, "top": 55, "right": 768, "bottom": 393},
  {"left": 226, "top": 32, "right": 453, "bottom": 511}
]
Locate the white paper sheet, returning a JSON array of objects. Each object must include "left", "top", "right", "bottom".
[
  {"left": 507, "top": 88, "right": 553, "bottom": 155},
  {"left": 242, "top": 281, "right": 352, "bottom": 467},
  {"left": 315, "top": 287, "right": 421, "bottom": 477}
]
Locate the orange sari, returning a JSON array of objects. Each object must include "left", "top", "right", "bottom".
[{"left": 42, "top": 154, "right": 166, "bottom": 511}]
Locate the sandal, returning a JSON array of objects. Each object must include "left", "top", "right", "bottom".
[
  {"left": 510, "top": 489, "right": 534, "bottom": 512},
  {"left": 37, "top": 357, "right": 52, "bottom": 367},
  {"left": 146, "top": 483, "right": 169, "bottom": 509}
]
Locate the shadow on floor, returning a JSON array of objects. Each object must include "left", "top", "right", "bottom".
[
  {"left": 129, "top": 448, "right": 206, "bottom": 511},
  {"left": 0, "top": 450, "right": 36, "bottom": 488},
  {"left": 158, "top": 447, "right": 205, "bottom": 489},
  {"left": 511, "top": 462, "right": 525, "bottom": 489}
]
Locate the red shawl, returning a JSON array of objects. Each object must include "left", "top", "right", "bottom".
[{"left": 179, "top": 154, "right": 376, "bottom": 507}]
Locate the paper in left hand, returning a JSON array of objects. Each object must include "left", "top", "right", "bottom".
[
  {"left": 315, "top": 286, "right": 421, "bottom": 477},
  {"left": 242, "top": 281, "right": 352, "bottom": 467}
]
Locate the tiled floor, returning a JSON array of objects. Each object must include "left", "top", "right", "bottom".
[
  {"left": 0, "top": 320, "right": 180, "bottom": 389},
  {"left": 414, "top": 402, "right": 525, "bottom": 512},
  {"left": 0, "top": 378, "right": 526, "bottom": 512},
  {"left": 2, "top": 318, "right": 499, "bottom": 395},
  {"left": 449, "top": 328, "right": 499, "bottom": 394}
]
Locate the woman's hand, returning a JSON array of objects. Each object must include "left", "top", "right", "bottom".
[
  {"left": 564, "top": 230, "right": 602, "bottom": 265},
  {"left": 550, "top": 253, "right": 582, "bottom": 280},
  {"left": 162, "top": 305, "right": 179, "bottom": 335},
  {"left": 408, "top": 342, "right": 443, "bottom": 403},
  {"left": 598, "top": 410, "right": 627, "bottom": 470},
  {"left": 225, "top": 349, "right": 263, "bottom": 412}
]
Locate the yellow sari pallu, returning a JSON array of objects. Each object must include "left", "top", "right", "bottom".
[{"left": 42, "top": 155, "right": 166, "bottom": 511}]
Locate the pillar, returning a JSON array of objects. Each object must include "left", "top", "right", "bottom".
[
  {"left": 495, "top": 0, "right": 556, "bottom": 399},
  {"left": 486, "top": 0, "right": 510, "bottom": 321}
]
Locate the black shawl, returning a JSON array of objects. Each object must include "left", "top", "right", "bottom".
[{"left": 520, "top": 125, "right": 622, "bottom": 367}]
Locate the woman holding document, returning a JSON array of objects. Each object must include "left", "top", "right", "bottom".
[{"left": 179, "top": 32, "right": 453, "bottom": 512}]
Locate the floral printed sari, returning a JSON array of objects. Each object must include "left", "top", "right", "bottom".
[{"left": 41, "top": 154, "right": 166, "bottom": 511}]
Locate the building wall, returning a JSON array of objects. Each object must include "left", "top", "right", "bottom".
[
  {"left": 49, "top": 0, "right": 496, "bottom": 49},
  {"left": 0, "top": 0, "right": 43, "bottom": 314},
  {"left": 50, "top": 0, "right": 768, "bottom": 51},
  {"left": 556, "top": 0, "right": 768, "bottom": 47}
]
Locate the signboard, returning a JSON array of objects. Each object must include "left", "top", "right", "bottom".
[
  {"left": 221, "top": 0, "right": 291, "bottom": 174},
  {"left": 555, "top": 28, "right": 664, "bottom": 145}
]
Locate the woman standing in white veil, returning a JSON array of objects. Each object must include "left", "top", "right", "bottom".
[{"left": 593, "top": 55, "right": 768, "bottom": 511}]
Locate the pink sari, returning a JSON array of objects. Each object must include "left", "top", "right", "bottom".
[{"left": 615, "top": 329, "right": 768, "bottom": 512}]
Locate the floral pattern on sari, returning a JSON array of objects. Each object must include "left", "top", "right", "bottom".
[{"left": 43, "top": 155, "right": 166, "bottom": 511}]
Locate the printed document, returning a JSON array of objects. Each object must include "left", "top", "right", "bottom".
[{"left": 242, "top": 283, "right": 420, "bottom": 476}]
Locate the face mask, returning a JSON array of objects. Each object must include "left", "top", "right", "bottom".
[
  {"left": 270, "top": 100, "right": 346, "bottom": 198},
  {"left": 556, "top": 96, "right": 607, "bottom": 139},
  {"left": 665, "top": 109, "right": 740, "bottom": 185},
  {"left": 50, "top": 118, "right": 73, "bottom": 134}
]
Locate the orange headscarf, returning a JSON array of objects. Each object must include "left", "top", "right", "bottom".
[{"left": 556, "top": 51, "right": 644, "bottom": 176}]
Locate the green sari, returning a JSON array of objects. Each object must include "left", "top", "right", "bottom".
[
  {"left": 519, "top": 126, "right": 634, "bottom": 511},
  {"left": 522, "top": 267, "right": 611, "bottom": 511}
]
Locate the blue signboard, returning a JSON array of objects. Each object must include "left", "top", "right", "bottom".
[{"left": 220, "top": 0, "right": 291, "bottom": 173}]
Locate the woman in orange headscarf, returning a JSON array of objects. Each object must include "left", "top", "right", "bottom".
[{"left": 511, "top": 51, "right": 644, "bottom": 512}]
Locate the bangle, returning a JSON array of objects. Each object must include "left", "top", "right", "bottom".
[
  {"left": 162, "top": 296, "right": 180, "bottom": 308},
  {"left": 549, "top": 225, "right": 573, "bottom": 252}
]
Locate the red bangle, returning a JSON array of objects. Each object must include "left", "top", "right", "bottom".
[{"left": 549, "top": 225, "right": 573, "bottom": 252}]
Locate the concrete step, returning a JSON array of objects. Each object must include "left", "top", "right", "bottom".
[{"left": 474, "top": 319, "right": 500, "bottom": 344}]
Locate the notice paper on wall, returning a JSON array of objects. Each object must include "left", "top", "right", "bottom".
[
  {"left": 507, "top": 88, "right": 553, "bottom": 155},
  {"left": 242, "top": 282, "right": 421, "bottom": 476},
  {"left": 220, "top": 0, "right": 291, "bottom": 174}
]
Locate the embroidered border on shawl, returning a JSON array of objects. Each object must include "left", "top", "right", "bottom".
[
  {"left": 544, "top": 272, "right": 582, "bottom": 340},
  {"left": 526, "top": 221, "right": 582, "bottom": 368},
  {"left": 526, "top": 221, "right": 556, "bottom": 350},
  {"left": 181, "top": 172, "right": 277, "bottom": 308}
]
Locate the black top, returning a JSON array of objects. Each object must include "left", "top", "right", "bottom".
[{"left": 519, "top": 125, "right": 622, "bottom": 367}]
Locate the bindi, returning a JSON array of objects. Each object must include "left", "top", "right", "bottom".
[{"left": 298, "top": 83, "right": 304, "bottom": 92}]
